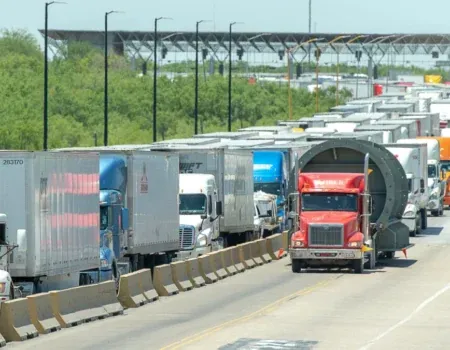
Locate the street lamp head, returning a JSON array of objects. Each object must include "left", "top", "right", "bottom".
[
  {"left": 106, "top": 10, "right": 124, "bottom": 16},
  {"left": 157, "top": 17, "right": 173, "bottom": 21},
  {"left": 197, "top": 19, "right": 212, "bottom": 25},
  {"left": 47, "top": 1, "right": 67, "bottom": 6}
]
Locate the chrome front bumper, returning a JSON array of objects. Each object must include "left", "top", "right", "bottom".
[
  {"left": 174, "top": 246, "right": 212, "bottom": 261},
  {"left": 290, "top": 248, "right": 363, "bottom": 260}
]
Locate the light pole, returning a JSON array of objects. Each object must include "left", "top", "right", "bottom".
[
  {"left": 308, "top": 0, "right": 312, "bottom": 68},
  {"left": 153, "top": 17, "right": 172, "bottom": 143},
  {"left": 286, "top": 38, "right": 324, "bottom": 119},
  {"left": 327, "top": 35, "right": 351, "bottom": 106},
  {"left": 104, "top": 10, "right": 123, "bottom": 146},
  {"left": 43, "top": 1, "right": 66, "bottom": 151},
  {"left": 228, "top": 21, "right": 243, "bottom": 132},
  {"left": 194, "top": 20, "right": 211, "bottom": 135}
]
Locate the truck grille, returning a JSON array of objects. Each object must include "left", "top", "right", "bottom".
[
  {"left": 309, "top": 224, "right": 344, "bottom": 246},
  {"left": 179, "top": 225, "right": 195, "bottom": 250}
]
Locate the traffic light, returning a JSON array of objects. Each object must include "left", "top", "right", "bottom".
[
  {"left": 355, "top": 50, "right": 363, "bottom": 62},
  {"left": 296, "top": 64, "right": 302, "bottom": 78},
  {"left": 373, "top": 65, "right": 378, "bottom": 79},
  {"left": 237, "top": 48, "right": 244, "bottom": 60},
  {"left": 219, "top": 63, "right": 224, "bottom": 75},
  {"left": 314, "top": 49, "right": 322, "bottom": 60},
  {"left": 432, "top": 51, "right": 439, "bottom": 59},
  {"left": 202, "top": 48, "right": 208, "bottom": 60},
  {"left": 161, "top": 47, "right": 168, "bottom": 59},
  {"left": 278, "top": 50, "right": 285, "bottom": 60},
  {"left": 142, "top": 62, "right": 147, "bottom": 75}
]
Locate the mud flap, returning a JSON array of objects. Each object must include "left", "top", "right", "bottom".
[{"left": 376, "top": 220, "right": 411, "bottom": 252}]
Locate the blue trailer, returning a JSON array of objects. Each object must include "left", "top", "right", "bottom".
[{"left": 253, "top": 151, "right": 287, "bottom": 231}]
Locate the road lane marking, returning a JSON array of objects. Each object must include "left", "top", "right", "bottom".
[
  {"left": 359, "top": 282, "right": 450, "bottom": 350},
  {"left": 160, "top": 276, "right": 340, "bottom": 350}
]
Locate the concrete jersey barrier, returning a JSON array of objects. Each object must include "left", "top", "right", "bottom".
[
  {"left": 209, "top": 251, "right": 229, "bottom": 279},
  {"left": 266, "top": 233, "right": 285, "bottom": 260},
  {"left": 220, "top": 247, "right": 238, "bottom": 276},
  {"left": 0, "top": 332, "right": 5, "bottom": 347},
  {"left": 27, "top": 293, "right": 61, "bottom": 335},
  {"left": 140, "top": 269, "right": 160, "bottom": 302},
  {"left": 229, "top": 246, "right": 246, "bottom": 272},
  {"left": 249, "top": 241, "right": 265, "bottom": 266},
  {"left": 198, "top": 255, "right": 220, "bottom": 284},
  {"left": 238, "top": 242, "right": 257, "bottom": 269},
  {"left": 50, "top": 284, "right": 108, "bottom": 328},
  {"left": 186, "top": 258, "right": 206, "bottom": 288},
  {"left": 171, "top": 261, "right": 194, "bottom": 292},
  {"left": 153, "top": 264, "right": 180, "bottom": 296},
  {"left": 96, "top": 281, "right": 124, "bottom": 316},
  {"left": 0, "top": 298, "right": 39, "bottom": 342},
  {"left": 255, "top": 238, "right": 273, "bottom": 264}
]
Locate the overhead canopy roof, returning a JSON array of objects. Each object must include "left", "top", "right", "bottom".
[{"left": 38, "top": 29, "right": 450, "bottom": 59}]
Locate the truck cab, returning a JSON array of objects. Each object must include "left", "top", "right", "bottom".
[
  {"left": 253, "top": 151, "right": 286, "bottom": 231},
  {"left": 176, "top": 174, "right": 221, "bottom": 260},
  {"left": 253, "top": 191, "right": 280, "bottom": 238},
  {"left": 0, "top": 214, "right": 20, "bottom": 303},
  {"left": 290, "top": 173, "right": 369, "bottom": 273},
  {"left": 82, "top": 155, "right": 129, "bottom": 284}
]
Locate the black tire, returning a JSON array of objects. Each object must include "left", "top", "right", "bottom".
[
  {"left": 291, "top": 259, "right": 302, "bottom": 273},
  {"left": 421, "top": 209, "right": 427, "bottom": 229},
  {"left": 352, "top": 258, "right": 364, "bottom": 274},
  {"left": 439, "top": 201, "right": 444, "bottom": 216},
  {"left": 431, "top": 210, "right": 439, "bottom": 217}
]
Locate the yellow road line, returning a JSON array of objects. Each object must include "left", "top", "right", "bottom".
[{"left": 159, "top": 276, "right": 338, "bottom": 350}]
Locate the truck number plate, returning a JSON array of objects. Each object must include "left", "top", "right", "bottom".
[{"left": 315, "top": 252, "right": 337, "bottom": 257}]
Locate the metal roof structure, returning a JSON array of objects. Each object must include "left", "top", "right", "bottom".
[{"left": 39, "top": 30, "right": 450, "bottom": 61}]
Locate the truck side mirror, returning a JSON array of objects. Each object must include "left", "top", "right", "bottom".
[
  {"left": 121, "top": 208, "right": 129, "bottom": 230},
  {"left": 215, "top": 201, "right": 223, "bottom": 216},
  {"left": 420, "top": 178, "right": 425, "bottom": 189},
  {"left": 201, "top": 214, "right": 207, "bottom": 220},
  {"left": 267, "top": 210, "right": 273, "bottom": 217}
]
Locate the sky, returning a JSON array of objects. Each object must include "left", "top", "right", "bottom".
[
  {"left": 2, "top": 0, "right": 450, "bottom": 37},
  {"left": 1, "top": 0, "right": 449, "bottom": 68}
]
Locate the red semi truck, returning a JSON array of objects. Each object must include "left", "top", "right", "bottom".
[{"left": 288, "top": 139, "right": 412, "bottom": 274}]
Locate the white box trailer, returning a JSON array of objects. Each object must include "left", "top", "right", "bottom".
[
  {"left": 416, "top": 90, "right": 444, "bottom": 101},
  {"left": 355, "top": 124, "right": 404, "bottom": 143},
  {"left": 376, "top": 103, "right": 415, "bottom": 115},
  {"left": 325, "top": 122, "right": 359, "bottom": 132},
  {"left": 0, "top": 151, "right": 100, "bottom": 293},
  {"left": 347, "top": 99, "right": 383, "bottom": 112},
  {"left": 329, "top": 104, "right": 366, "bottom": 115},
  {"left": 375, "top": 119, "right": 418, "bottom": 138},
  {"left": 238, "top": 126, "right": 291, "bottom": 135},
  {"left": 347, "top": 112, "right": 390, "bottom": 124},
  {"left": 398, "top": 113, "right": 440, "bottom": 137},
  {"left": 430, "top": 100, "right": 450, "bottom": 121}
]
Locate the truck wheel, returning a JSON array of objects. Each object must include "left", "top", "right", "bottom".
[
  {"left": 439, "top": 201, "right": 444, "bottom": 216},
  {"left": 421, "top": 209, "right": 427, "bottom": 229},
  {"left": 352, "top": 258, "right": 364, "bottom": 274},
  {"left": 431, "top": 210, "right": 439, "bottom": 217},
  {"left": 291, "top": 259, "right": 303, "bottom": 273}
]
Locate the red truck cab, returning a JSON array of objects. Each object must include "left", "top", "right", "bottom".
[{"left": 290, "top": 173, "right": 368, "bottom": 273}]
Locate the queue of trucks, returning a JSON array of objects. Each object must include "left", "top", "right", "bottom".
[{"left": 4, "top": 87, "right": 450, "bottom": 301}]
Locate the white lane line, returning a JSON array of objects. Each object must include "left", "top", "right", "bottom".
[{"left": 358, "top": 283, "right": 450, "bottom": 350}]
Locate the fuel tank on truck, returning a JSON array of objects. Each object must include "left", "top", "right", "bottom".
[{"left": 296, "top": 139, "right": 411, "bottom": 253}]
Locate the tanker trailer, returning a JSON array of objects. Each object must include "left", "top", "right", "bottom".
[{"left": 288, "top": 139, "right": 413, "bottom": 274}]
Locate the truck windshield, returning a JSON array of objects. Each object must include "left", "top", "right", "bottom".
[
  {"left": 301, "top": 193, "right": 358, "bottom": 212},
  {"left": 179, "top": 194, "right": 207, "bottom": 215},
  {"left": 254, "top": 183, "right": 281, "bottom": 196},
  {"left": 100, "top": 206, "right": 108, "bottom": 230},
  {"left": 408, "top": 179, "right": 412, "bottom": 192},
  {"left": 256, "top": 200, "right": 272, "bottom": 216},
  {"left": 428, "top": 165, "right": 437, "bottom": 178}
]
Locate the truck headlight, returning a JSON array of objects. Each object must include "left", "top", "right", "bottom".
[
  {"left": 0, "top": 283, "right": 5, "bottom": 294},
  {"left": 100, "top": 259, "right": 110, "bottom": 269},
  {"left": 278, "top": 217, "right": 283, "bottom": 223},
  {"left": 196, "top": 234, "right": 207, "bottom": 247},
  {"left": 403, "top": 211, "right": 415, "bottom": 218},
  {"left": 292, "top": 240, "right": 304, "bottom": 247},
  {"left": 348, "top": 241, "right": 362, "bottom": 248}
]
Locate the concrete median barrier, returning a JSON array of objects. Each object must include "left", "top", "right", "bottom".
[
  {"left": 0, "top": 333, "right": 5, "bottom": 348},
  {"left": 229, "top": 246, "right": 246, "bottom": 273},
  {"left": 255, "top": 238, "right": 273, "bottom": 264},
  {"left": 27, "top": 293, "right": 61, "bottom": 335},
  {"left": 140, "top": 269, "right": 159, "bottom": 302},
  {"left": 96, "top": 281, "right": 124, "bottom": 316},
  {"left": 50, "top": 284, "right": 109, "bottom": 328},
  {"left": 249, "top": 241, "right": 265, "bottom": 266},
  {"left": 281, "top": 230, "right": 289, "bottom": 255},
  {"left": 209, "top": 251, "right": 229, "bottom": 279},
  {"left": 266, "top": 233, "right": 285, "bottom": 260},
  {"left": 171, "top": 261, "right": 194, "bottom": 292},
  {"left": 198, "top": 254, "right": 219, "bottom": 284},
  {"left": 186, "top": 258, "right": 206, "bottom": 288},
  {"left": 0, "top": 298, "right": 39, "bottom": 342},
  {"left": 153, "top": 264, "right": 179, "bottom": 297},
  {"left": 220, "top": 248, "right": 238, "bottom": 276},
  {"left": 238, "top": 242, "right": 257, "bottom": 269}
]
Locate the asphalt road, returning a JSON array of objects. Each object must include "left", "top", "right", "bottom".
[{"left": 8, "top": 214, "right": 450, "bottom": 350}]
